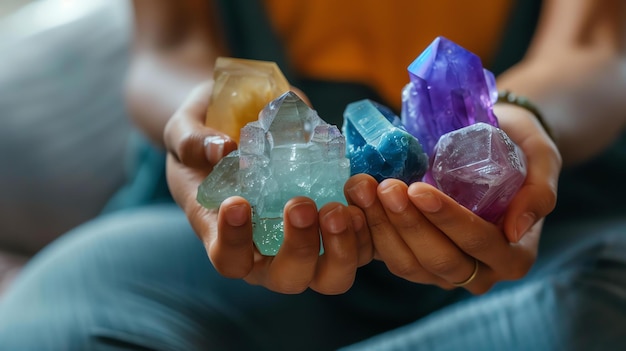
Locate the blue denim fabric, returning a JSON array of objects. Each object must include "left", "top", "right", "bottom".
[
  {"left": 0, "top": 205, "right": 466, "bottom": 350},
  {"left": 1, "top": 204, "right": 625, "bottom": 351},
  {"left": 342, "top": 218, "right": 626, "bottom": 351}
]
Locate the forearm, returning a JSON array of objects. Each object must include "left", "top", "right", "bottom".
[
  {"left": 496, "top": 0, "right": 626, "bottom": 167},
  {"left": 126, "top": 51, "right": 217, "bottom": 146},
  {"left": 126, "top": 0, "right": 227, "bottom": 146}
]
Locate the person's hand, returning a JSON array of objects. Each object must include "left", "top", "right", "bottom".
[
  {"left": 164, "top": 83, "right": 373, "bottom": 295},
  {"left": 494, "top": 103, "right": 562, "bottom": 243},
  {"left": 344, "top": 104, "right": 561, "bottom": 294}
]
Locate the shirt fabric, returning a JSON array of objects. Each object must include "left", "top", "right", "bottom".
[{"left": 263, "top": 0, "right": 512, "bottom": 109}]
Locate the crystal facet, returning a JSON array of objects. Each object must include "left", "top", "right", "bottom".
[
  {"left": 401, "top": 36, "right": 499, "bottom": 157},
  {"left": 198, "top": 91, "right": 350, "bottom": 255},
  {"left": 343, "top": 100, "right": 428, "bottom": 184},
  {"left": 429, "top": 123, "right": 527, "bottom": 222},
  {"left": 205, "top": 57, "right": 290, "bottom": 141}
]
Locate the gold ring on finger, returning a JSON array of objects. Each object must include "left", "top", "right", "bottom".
[{"left": 452, "top": 259, "right": 479, "bottom": 287}]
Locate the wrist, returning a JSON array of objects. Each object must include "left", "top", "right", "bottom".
[{"left": 496, "top": 90, "right": 555, "bottom": 142}]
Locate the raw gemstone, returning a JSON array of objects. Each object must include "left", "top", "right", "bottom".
[
  {"left": 401, "top": 36, "right": 499, "bottom": 157},
  {"left": 343, "top": 99, "right": 428, "bottom": 184},
  {"left": 428, "top": 123, "right": 527, "bottom": 222},
  {"left": 197, "top": 91, "right": 350, "bottom": 255},
  {"left": 205, "top": 57, "right": 290, "bottom": 141}
]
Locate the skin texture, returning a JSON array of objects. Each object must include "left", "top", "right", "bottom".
[{"left": 130, "top": 0, "right": 625, "bottom": 294}]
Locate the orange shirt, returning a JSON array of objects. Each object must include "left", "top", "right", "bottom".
[{"left": 263, "top": 1, "right": 512, "bottom": 109}]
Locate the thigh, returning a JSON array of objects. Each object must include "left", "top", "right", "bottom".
[
  {"left": 342, "top": 217, "right": 626, "bottom": 351},
  {"left": 1, "top": 205, "right": 331, "bottom": 350},
  {"left": 0, "top": 204, "right": 467, "bottom": 351}
]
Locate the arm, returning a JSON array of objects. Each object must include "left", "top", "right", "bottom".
[
  {"left": 126, "top": 0, "right": 227, "bottom": 146},
  {"left": 497, "top": 0, "right": 626, "bottom": 166}
]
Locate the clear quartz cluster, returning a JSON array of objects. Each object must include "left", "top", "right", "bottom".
[
  {"left": 401, "top": 36, "right": 527, "bottom": 221},
  {"left": 197, "top": 91, "right": 350, "bottom": 255},
  {"left": 343, "top": 99, "right": 428, "bottom": 184}
]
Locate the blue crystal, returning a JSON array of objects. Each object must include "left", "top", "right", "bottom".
[{"left": 343, "top": 99, "right": 428, "bottom": 184}]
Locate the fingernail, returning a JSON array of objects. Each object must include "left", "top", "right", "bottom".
[
  {"left": 515, "top": 212, "right": 536, "bottom": 242},
  {"left": 225, "top": 204, "right": 249, "bottom": 227},
  {"left": 204, "top": 136, "right": 225, "bottom": 164},
  {"left": 323, "top": 207, "right": 347, "bottom": 234},
  {"left": 379, "top": 184, "right": 408, "bottom": 213},
  {"left": 347, "top": 180, "right": 375, "bottom": 208},
  {"left": 409, "top": 189, "right": 441, "bottom": 213},
  {"left": 288, "top": 202, "right": 317, "bottom": 229}
]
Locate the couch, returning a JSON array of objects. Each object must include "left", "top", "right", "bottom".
[{"left": 0, "top": 0, "right": 132, "bottom": 294}]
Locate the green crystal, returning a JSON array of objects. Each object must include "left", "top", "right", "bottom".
[{"left": 197, "top": 91, "right": 350, "bottom": 255}]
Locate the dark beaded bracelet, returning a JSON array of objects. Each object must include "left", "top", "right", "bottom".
[{"left": 497, "top": 90, "right": 555, "bottom": 142}]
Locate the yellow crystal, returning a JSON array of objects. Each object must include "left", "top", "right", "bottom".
[{"left": 205, "top": 57, "right": 290, "bottom": 141}]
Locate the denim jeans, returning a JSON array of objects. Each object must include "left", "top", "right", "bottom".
[{"left": 1, "top": 204, "right": 624, "bottom": 351}]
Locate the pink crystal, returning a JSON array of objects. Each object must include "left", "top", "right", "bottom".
[{"left": 428, "top": 123, "right": 527, "bottom": 222}]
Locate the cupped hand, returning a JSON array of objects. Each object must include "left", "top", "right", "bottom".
[
  {"left": 212, "top": 196, "right": 372, "bottom": 294},
  {"left": 494, "top": 103, "right": 562, "bottom": 243},
  {"left": 164, "top": 83, "right": 372, "bottom": 295},
  {"left": 344, "top": 104, "right": 561, "bottom": 294}
]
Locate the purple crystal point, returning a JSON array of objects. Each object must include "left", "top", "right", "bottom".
[
  {"left": 402, "top": 36, "right": 499, "bottom": 157},
  {"left": 430, "top": 123, "right": 527, "bottom": 222}
]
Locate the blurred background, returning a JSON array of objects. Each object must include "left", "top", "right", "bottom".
[{"left": 0, "top": 0, "right": 132, "bottom": 294}]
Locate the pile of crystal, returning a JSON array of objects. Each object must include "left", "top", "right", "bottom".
[
  {"left": 197, "top": 91, "right": 350, "bottom": 256},
  {"left": 343, "top": 99, "right": 428, "bottom": 184},
  {"left": 205, "top": 57, "right": 290, "bottom": 141},
  {"left": 401, "top": 36, "right": 526, "bottom": 221},
  {"left": 430, "top": 123, "right": 527, "bottom": 222}
]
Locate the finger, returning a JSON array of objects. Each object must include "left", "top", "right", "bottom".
[
  {"left": 310, "top": 203, "right": 359, "bottom": 295},
  {"left": 504, "top": 173, "right": 557, "bottom": 243},
  {"left": 266, "top": 197, "right": 320, "bottom": 294},
  {"left": 408, "top": 182, "right": 504, "bottom": 259},
  {"left": 164, "top": 82, "right": 237, "bottom": 169},
  {"left": 408, "top": 182, "right": 535, "bottom": 288},
  {"left": 167, "top": 153, "right": 257, "bottom": 281},
  {"left": 166, "top": 153, "right": 210, "bottom": 212},
  {"left": 495, "top": 104, "right": 562, "bottom": 242},
  {"left": 346, "top": 205, "right": 373, "bottom": 267},
  {"left": 210, "top": 196, "right": 255, "bottom": 278},
  {"left": 345, "top": 175, "right": 412, "bottom": 261},
  {"left": 345, "top": 175, "right": 446, "bottom": 286},
  {"left": 449, "top": 260, "right": 495, "bottom": 294},
  {"left": 503, "top": 134, "right": 560, "bottom": 242},
  {"left": 377, "top": 179, "right": 477, "bottom": 286},
  {"left": 166, "top": 152, "right": 252, "bottom": 264}
]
